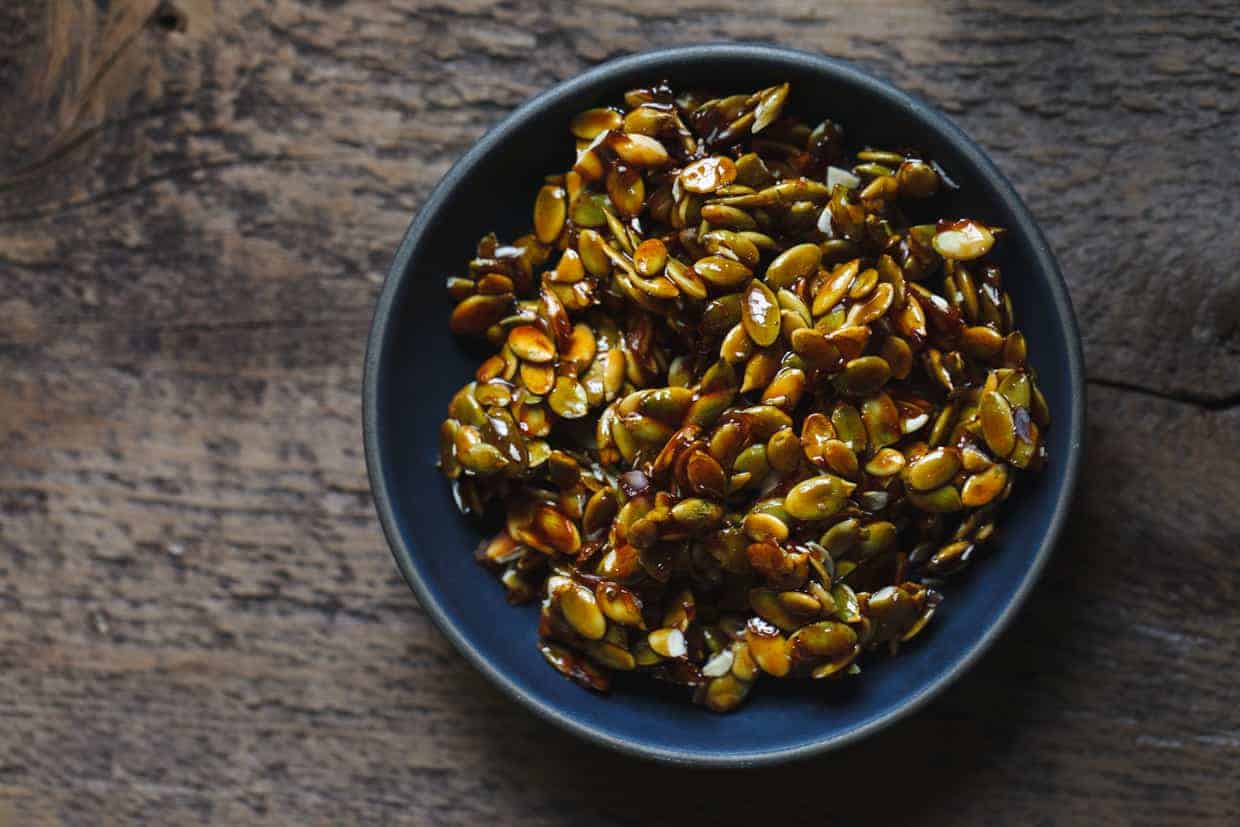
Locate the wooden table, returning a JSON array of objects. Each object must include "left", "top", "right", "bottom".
[{"left": 2, "top": 2, "right": 1237, "bottom": 823}]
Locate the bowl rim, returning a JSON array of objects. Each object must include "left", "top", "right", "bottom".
[{"left": 363, "top": 42, "right": 1085, "bottom": 768}]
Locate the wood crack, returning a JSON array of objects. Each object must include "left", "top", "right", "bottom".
[
  {"left": 0, "top": 153, "right": 316, "bottom": 224},
  {"left": 1086, "top": 376, "right": 1240, "bottom": 411}
]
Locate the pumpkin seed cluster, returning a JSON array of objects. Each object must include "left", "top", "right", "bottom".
[{"left": 438, "top": 81, "right": 1050, "bottom": 712}]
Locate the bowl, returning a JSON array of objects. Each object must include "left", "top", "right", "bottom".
[{"left": 363, "top": 43, "right": 1084, "bottom": 767}]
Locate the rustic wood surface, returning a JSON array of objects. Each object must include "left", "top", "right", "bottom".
[{"left": 1, "top": 1, "right": 1237, "bottom": 824}]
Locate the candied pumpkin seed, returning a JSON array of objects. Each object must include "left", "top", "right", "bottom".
[
  {"left": 742, "top": 280, "right": 780, "bottom": 346},
  {"left": 785, "top": 474, "right": 857, "bottom": 521}
]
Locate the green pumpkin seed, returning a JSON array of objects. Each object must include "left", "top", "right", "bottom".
[
  {"left": 450, "top": 293, "right": 512, "bottom": 337},
  {"left": 733, "top": 443, "right": 770, "bottom": 481},
  {"left": 639, "top": 386, "right": 693, "bottom": 423},
  {"left": 928, "top": 400, "right": 959, "bottom": 447},
  {"left": 569, "top": 108, "right": 622, "bottom": 140},
  {"left": 508, "top": 325, "right": 556, "bottom": 363},
  {"left": 447, "top": 276, "right": 477, "bottom": 301},
  {"left": 526, "top": 439, "right": 551, "bottom": 467},
  {"left": 961, "top": 463, "right": 1008, "bottom": 507},
  {"left": 952, "top": 264, "right": 980, "bottom": 322},
  {"left": 856, "top": 149, "right": 904, "bottom": 166},
  {"left": 776, "top": 288, "right": 812, "bottom": 324},
  {"left": 749, "top": 588, "right": 799, "bottom": 632},
  {"left": 824, "top": 325, "right": 871, "bottom": 361},
  {"left": 733, "top": 152, "right": 774, "bottom": 188},
  {"left": 766, "top": 428, "right": 804, "bottom": 474},
  {"left": 667, "top": 355, "right": 694, "bottom": 388},
  {"left": 520, "top": 361, "right": 555, "bottom": 396},
  {"left": 570, "top": 191, "right": 609, "bottom": 227},
  {"left": 709, "top": 419, "right": 748, "bottom": 468},
  {"left": 778, "top": 590, "right": 821, "bottom": 619},
  {"left": 790, "top": 327, "right": 841, "bottom": 367},
  {"left": 701, "top": 203, "right": 758, "bottom": 230},
  {"left": 821, "top": 439, "right": 859, "bottom": 479},
  {"left": 907, "top": 484, "right": 964, "bottom": 513},
  {"left": 539, "top": 641, "right": 608, "bottom": 692},
  {"left": 999, "top": 371, "right": 1032, "bottom": 409},
  {"left": 812, "top": 259, "right": 858, "bottom": 316},
  {"left": 671, "top": 498, "right": 725, "bottom": 531},
  {"left": 702, "top": 673, "right": 750, "bottom": 712},
  {"left": 896, "top": 159, "right": 939, "bottom": 198},
  {"left": 700, "top": 359, "right": 738, "bottom": 394},
  {"left": 695, "top": 255, "right": 753, "bottom": 288},
  {"left": 810, "top": 650, "right": 859, "bottom": 680},
  {"left": 760, "top": 368, "right": 806, "bottom": 411},
  {"left": 439, "top": 419, "right": 462, "bottom": 479},
  {"left": 702, "top": 293, "right": 744, "bottom": 336},
  {"left": 779, "top": 308, "right": 809, "bottom": 341},
  {"left": 979, "top": 390, "right": 1016, "bottom": 458},
  {"left": 1009, "top": 409, "right": 1040, "bottom": 469},
  {"left": 832, "top": 583, "right": 861, "bottom": 622},
  {"left": 928, "top": 541, "right": 973, "bottom": 574},
  {"left": 784, "top": 474, "right": 857, "bottom": 521},
  {"left": 533, "top": 185, "right": 567, "bottom": 244},
  {"left": 664, "top": 257, "right": 708, "bottom": 299},
  {"left": 1003, "top": 331, "right": 1028, "bottom": 368},
  {"left": 743, "top": 511, "right": 789, "bottom": 543},
  {"left": 906, "top": 447, "right": 962, "bottom": 491},
  {"left": 765, "top": 243, "right": 822, "bottom": 289},
  {"left": 820, "top": 518, "right": 861, "bottom": 558},
  {"left": 751, "top": 82, "right": 789, "bottom": 132},
  {"left": 789, "top": 621, "right": 857, "bottom": 660},
  {"left": 831, "top": 403, "right": 868, "bottom": 454},
  {"left": 799, "top": 412, "right": 835, "bottom": 469},
  {"left": 745, "top": 619, "right": 791, "bottom": 677},
  {"left": 685, "top": 389, "right": 735, "bottom": 429},
  {"left": 549, "top": 376, "right": 590, "bottom": 419},
  {"left": 815, "top": 305, "right": 848, "bottom": 334},
  {"left": 859, "top": 174, "right": 898, "bottom": 201},
  {"left": 685, "top": 450, "right": 727, "bottom": 499},
  {"left": 741, "top": 280, "right": 780, "bottom": 347},
  {"left": 449, "top": 383, "right": 487, "bottom": 427},
  {"left": 558, "top": 582, "right": 607, "bottom": 640},
  {"left": 633, "top": 238, "right": 667, "bottom": 277},
  {"left": 607, "top": 166, "right": 646, "bottom": 218},
  {"left": 933, "top": 219, "right": 995, "bottom": 260},
  {"left": 701, "top": 229, "right": 760, "bottom": 267},
  {"left": 847, "top": 266, "right": 879, "bottom": 300},
  {"left": 607, "top": 132, "right": 671, "bottom": 167},
  {"left": 583, "top": 488, "right": 619, "bottom": 536},
  {"left": 960, "top": 443, "right": 993, "bottom": 472},
  {"left": 1031, "top": 381, "right": 1052, "bottom": 428},
  {"left": 648, "top": 628, "right": 687, "bottom": 658},
  {"left": 455, "top": 427, "right": 509, "bottom": 475},
  {"left": 863, "top": 394, "right": 902, "bottom": 453},
  {"left": 865, "top": 447, "right": 906, "bottom": 477},
  {"left": 962, "top": 325, "right": 1005, "bottom": 361},
  {"left": 681, "top": 155, "right": 738, "bottom": 194},
  {"left": 585, "top": 640, "right": 636, "bottom": 671},
  {"left": 857, "top": 521, "right": 898, "bottom": 559},
  {"left": 878, "top": 336, "right": 913, "bottom": 380}
]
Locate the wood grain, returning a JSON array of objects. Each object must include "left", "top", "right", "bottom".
[{"left": 1, "top": 1, "right": 1237, "bottom": 824}]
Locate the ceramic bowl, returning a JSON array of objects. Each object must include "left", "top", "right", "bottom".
[{"left": 364, "top": 43, "right": 1084, "bottom": 767}]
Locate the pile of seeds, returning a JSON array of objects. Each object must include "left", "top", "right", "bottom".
[{"left": 438, "top": 81, "right": 1050, "bottom": 712}]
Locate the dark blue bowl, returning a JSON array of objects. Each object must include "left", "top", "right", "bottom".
[{"left": 364, "top": 44, "right": 1084, "bottom": 767}]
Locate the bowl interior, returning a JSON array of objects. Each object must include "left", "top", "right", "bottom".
[{"left": 367, "top": 45, "right": 1082, "bottom": 766}]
